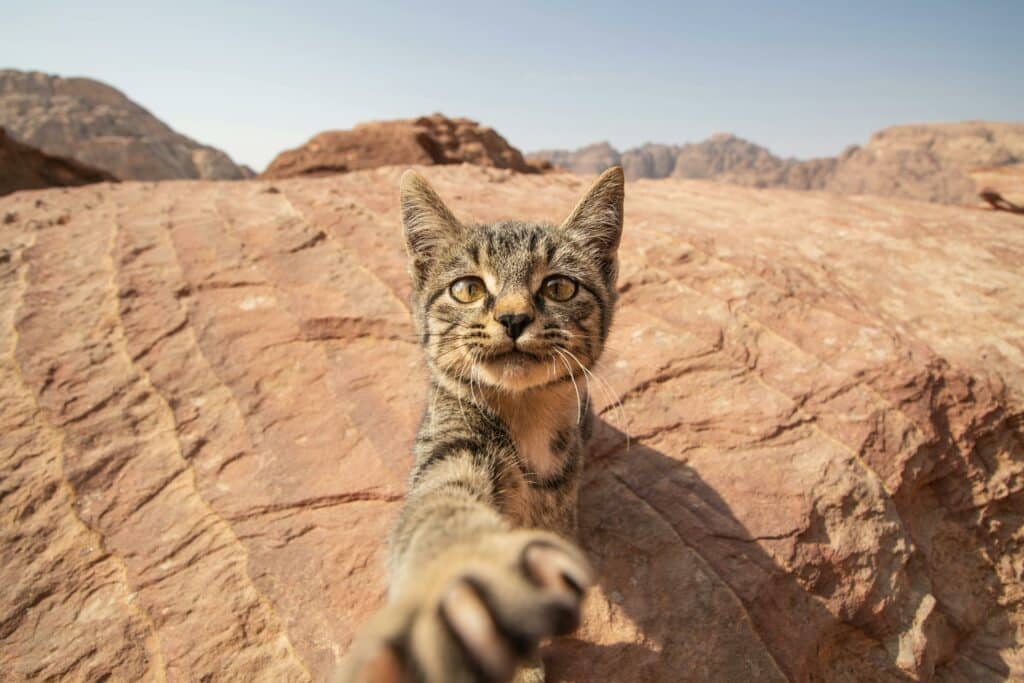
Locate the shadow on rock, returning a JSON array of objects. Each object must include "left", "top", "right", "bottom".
[{"left": 543, "top": 419, "right": 934, "bottom": 682}]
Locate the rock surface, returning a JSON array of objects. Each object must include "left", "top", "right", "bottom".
[
  {"left": 262, "top": 114, "right": 541, "bottom": 178},
  {"left": 824, "top": 122, "right": 1024, "bottom": 205},
  {"left": 0, "top": 70, "right": 250, "bottom": 181},
  {"left": 0, "top": 127, "right": 117, "bottom": 196},
  {"left": 0, "top": 166, "right": 1022, "bottom": 681},
  {"left": 533, "top": 121, "right": 1024, "bottom": 205}
]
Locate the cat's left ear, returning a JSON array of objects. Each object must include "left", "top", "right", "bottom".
[
  {"left": 400, "top": 170, "right": 465, "bottom": 284},
  {"left": 559, "top": 166, "right": 624, "bottom": 280}
]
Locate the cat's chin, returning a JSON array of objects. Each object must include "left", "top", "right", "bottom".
[{"left": 477, "top": 352, "right": 556, "bottom": 393}]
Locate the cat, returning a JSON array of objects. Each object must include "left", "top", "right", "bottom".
[{"left": 339, "top": 166, "right": 625, "bottom": 683}]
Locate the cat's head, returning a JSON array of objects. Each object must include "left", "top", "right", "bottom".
[{"left": 401, "top": 167, "right": 624, "bottom": 393}]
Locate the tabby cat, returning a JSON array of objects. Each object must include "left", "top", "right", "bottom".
[{"left": 340, "top": 166, "right": 625, "bottom": 682}]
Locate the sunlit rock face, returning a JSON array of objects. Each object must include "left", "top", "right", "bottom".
[
  {"left": 1, "top": 165, "right": 1022, "bottom": 681},
  {"left": 262, "top": 113, "right": 542, "bottom": 179}
]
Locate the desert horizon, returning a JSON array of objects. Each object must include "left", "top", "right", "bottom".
[{"left": 4, "top": 67, "right": 1023, "bottom": 211}]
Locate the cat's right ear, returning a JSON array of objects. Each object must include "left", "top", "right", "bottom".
[
  {"left": 559, "top": 166, "right": 625, "bottom": 282},
  {"left": 400, "top": 170, "right": 464, "bottom": 284}
]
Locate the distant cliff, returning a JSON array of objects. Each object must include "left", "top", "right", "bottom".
[{"left": 530, "top": 121, "right": 1024, "bottom": 204}]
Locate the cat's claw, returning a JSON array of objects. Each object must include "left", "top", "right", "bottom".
[{"left": 340, "top": 532, "right": 594, "bottom": 683}]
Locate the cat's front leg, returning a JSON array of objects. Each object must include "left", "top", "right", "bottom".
[{"left": 339, "top": 529, "right": 592, "bottom": 683}]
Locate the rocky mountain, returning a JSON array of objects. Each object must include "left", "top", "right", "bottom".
[
  {"left": 0, "top": 70, "right": 250, "bottom": 181},
  {"left": 2, "top": 165, "right": 1022, "bottom": 681},
  {"left": 262, "top": 113, "right": 541, "bottom": 179},
  {"left": 533, "top": 141, "right": 621, "bottom": 176},
  {"left": 0, "top": 127, "right": 117, "bottom": 196},
  {"left": 531, "top": 121, "right": 1024, "bottom": 204},
  {"left": 825, "top": 122, "right": 1024, "bottom": 204},
  {"left": 530, "top": 134, "right": 836, "bottom": 191}
]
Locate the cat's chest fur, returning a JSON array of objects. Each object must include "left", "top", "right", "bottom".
[
  {"left": 491, "top": 387, "right": 582, "bottom": 535},
  {"left": 508, "top": 412, "right": 566, "bottom": 479},
  {"left": 498, "top": 387, "right": 578, "bottom": 480}
]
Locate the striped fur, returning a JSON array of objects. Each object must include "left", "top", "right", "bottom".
[{"left": 341, "top": 168, "right": 624, "bottom": 683}]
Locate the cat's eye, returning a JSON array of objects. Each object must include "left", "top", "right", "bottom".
[
  {"left": 542, "top": 276, "right": 577, "bottom": 302},
  {"left": 450, "top": 277, "right": 487, "bottom": 303}
]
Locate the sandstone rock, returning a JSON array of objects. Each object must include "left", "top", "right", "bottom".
[
  {"left": 0, "top": 166, "right": 1021, "bottom": 681},
  {"left": 0, "top": 127, "right": 117, "bottom": 196},
  {"left": 0, "top": 70, "right": 250, "bottom": 181},
  {"left": 824, "top": 122, "right": 1024, "bottom": 204},
  {"left": 262, "top": 114, "right": 541, "bottom": 179},
  {"left": 533, "top": 121, "right": 1024, "bottom": 205}
]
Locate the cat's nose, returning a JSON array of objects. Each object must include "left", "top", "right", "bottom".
[{"left": 497, "top": 313, "right": 533, "bottom": 340}]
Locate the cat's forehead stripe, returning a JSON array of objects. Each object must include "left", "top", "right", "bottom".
[{"left": 432, "top": 223, "right": 556, "bottom": 303}]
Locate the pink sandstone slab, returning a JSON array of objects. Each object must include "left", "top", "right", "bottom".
[{"left": 1, "top": 166, "right": 1022, "bottom": 681}]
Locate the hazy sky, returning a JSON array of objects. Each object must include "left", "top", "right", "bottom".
[{"left": 5, "top": 1, "right": 1023, "bottom": 171}]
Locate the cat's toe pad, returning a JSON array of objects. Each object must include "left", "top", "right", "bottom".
[
  {"left": 442, "top": 580, "right": 518, "bottom": 680},
  {"left": 523, "top": 541, "right": 590, "bottom": 602},
  {"left": 340, "top": 533, "right": 593, "bottom": 683}
]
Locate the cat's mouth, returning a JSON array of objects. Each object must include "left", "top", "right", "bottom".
[
  {"left": 475, "top": 343, "right": 560, "bottom": 390},
  {"left": 482, "top": 345, "right": 543, "bottom": 365}
]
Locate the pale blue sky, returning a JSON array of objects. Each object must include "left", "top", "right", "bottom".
[{"left": 4, "top": 1, "right": 1022, "bottom": 171}]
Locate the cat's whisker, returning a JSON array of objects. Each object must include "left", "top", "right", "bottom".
[
  {"left": 429, "top": 383, "right": 440, "bottom": 421},
  {"left": 573, "top": 356, "right": 624, "bottom": 427},
  {"left": 467, "top": 348, "right": 484, "bottom": 407},
  {"left": 434, "top": 344, "right": 480, "bottom": 363},
  {"left": 556, "top": 344, "right": 613, "bottom": 407},
  {"left": 433, "top": 341, "right": 486, "bottom": 377},
  {"left": 551, "top": 347, "right": 583, "bottom": 425},
  {"left": 453, "top": 353, "right": 474, "bottom": 430},
  {"left": 556, "top": 345, "right": 630, "bottom": 450},
  {"left": 555, "top": 329, "right": 626, "bottom": 355},
  {"left": 464, "top": 350, "right": 476, "bottom": 405},
  {"left": 433, "top": 336, "right": 486, "bottom": 351},
  {"left": 564, "top": 350, "right": 595, "bottom": 429}
]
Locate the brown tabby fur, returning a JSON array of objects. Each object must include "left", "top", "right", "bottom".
[{"left": 339, "top": 167, "right": 625, "bottom": 683}]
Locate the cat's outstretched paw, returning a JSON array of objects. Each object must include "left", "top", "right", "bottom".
[{"left": 339, "top": 531, "right": 594, "bottom": 683}]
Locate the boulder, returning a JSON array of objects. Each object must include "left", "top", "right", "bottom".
[
  {"left": 262, "top": 114, "right": 541, "bottom": 178},
  {"left": 0, "top": 166, "right": 1021, "bottom": 681}
]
